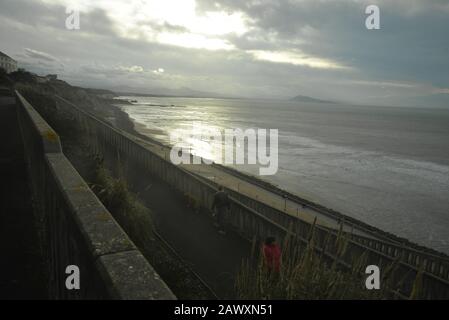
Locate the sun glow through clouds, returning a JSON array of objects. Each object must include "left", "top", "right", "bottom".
[
  {"left": 44, "top": 0, "right": 248, "bottom": 50},
  {"left": 249, "top": 50, "right": 348, "bottom": 69},
  {"left": 42, "top": 0, "right": 348, "bottom": 67}
]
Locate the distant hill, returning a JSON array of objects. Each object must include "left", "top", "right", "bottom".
[
  {"left": 114, "top": 86, "right": 240, "bottom": 100},
  {"left": 290, "top": 94, "right": 334, "bottom": 104}
]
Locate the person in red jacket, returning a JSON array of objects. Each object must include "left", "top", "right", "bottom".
[{"left": 262, "top": 236, "right": 282, "bottom": 274}]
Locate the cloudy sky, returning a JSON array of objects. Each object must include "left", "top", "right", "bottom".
[{"left": 1, "top": 0, "right": 448, "bottom": 105}]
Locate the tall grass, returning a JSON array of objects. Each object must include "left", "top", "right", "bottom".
[
  {"left": 90, "top": 158, "right": 155, "bottom": 248},
  {"left": 236, "top": 221, "right": 423, "bottom": 299}
]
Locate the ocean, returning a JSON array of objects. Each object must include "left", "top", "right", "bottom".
[{"left": 116, "top": 96, "right": 449, "bottom": 253}]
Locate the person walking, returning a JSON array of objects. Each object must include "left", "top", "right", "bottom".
[{"left": 212, "top": 186, "right": 231, "bottom": 235}]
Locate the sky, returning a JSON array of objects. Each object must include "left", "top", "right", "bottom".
[{"left": 0, "top": 0, "right": 448, "bottom": 105}]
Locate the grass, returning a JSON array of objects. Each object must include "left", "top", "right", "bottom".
[
  {"left": 236, "top": 220, "right": 423, "bottom": 299},
  {"left": 89, "top": 158, "right": 216, "bottom": 298},
  {"left": 90, "top": 157, "right": 155, "bottom": 247}
]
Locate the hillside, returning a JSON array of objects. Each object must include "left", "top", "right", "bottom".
[{"left": 290, "top": 94, "right": 334, "bottom": 104}]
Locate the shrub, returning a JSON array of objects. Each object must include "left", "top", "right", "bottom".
[{"left": 91, "top": 159, "right": 155, "bottom": 248}]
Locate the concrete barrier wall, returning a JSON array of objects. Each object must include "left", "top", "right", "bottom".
[
  {"left": 15, "top": 91, "right": 176, "bottom": 300},
  {"left": 54, "top": 95, "right": 449, "bottom": 299}
]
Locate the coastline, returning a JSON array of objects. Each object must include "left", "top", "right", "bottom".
[{"left": 108, "top": 101, "right": 448, "bottom": 258}]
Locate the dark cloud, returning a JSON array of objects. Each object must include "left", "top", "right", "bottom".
[
  {"left": 197, "top": 0, "right": 449, "bottom": 88},
  {"left": 0, "top": 0, "right": 448, "bottom": 105}
]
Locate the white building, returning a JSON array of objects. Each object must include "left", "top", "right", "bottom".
[{"left": 0, "top": 51, "right": 18, "bottom": 74}]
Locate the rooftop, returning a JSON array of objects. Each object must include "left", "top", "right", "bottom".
[{"left": 0, "top": 51, "right": 15, "bottom": 61}]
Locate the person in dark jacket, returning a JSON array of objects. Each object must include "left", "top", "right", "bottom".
[
  {"left": 262, "top": 236, "right": 282, "bottom": 275},
  {"left": 212, "top": 186, "right": 230, "bottom": 234}
]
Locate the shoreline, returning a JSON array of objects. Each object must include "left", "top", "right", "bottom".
[{"left": 109, "top": 101, "right": 449, "bottom": 259}]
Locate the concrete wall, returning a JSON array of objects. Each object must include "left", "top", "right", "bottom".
[
  {"left": 54, "top": 94, "right": 449, "bottom": 299},
  {"left": 15, "top": 91, "right": 176, "bottom": 300}
]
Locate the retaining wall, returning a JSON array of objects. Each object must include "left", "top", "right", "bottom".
[{"left": 15, "top": 91, "right": 176, "bottom": 300}]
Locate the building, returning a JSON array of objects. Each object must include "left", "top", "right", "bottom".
[
  {"left": 0, "top": 51, "right": 18, "bottom": 74},
  {"left": 34, "top": 74, "right": 58, "bottom": 84},
  {"left": 45, "top": 74, "right": 57, "bottom": 81}
]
